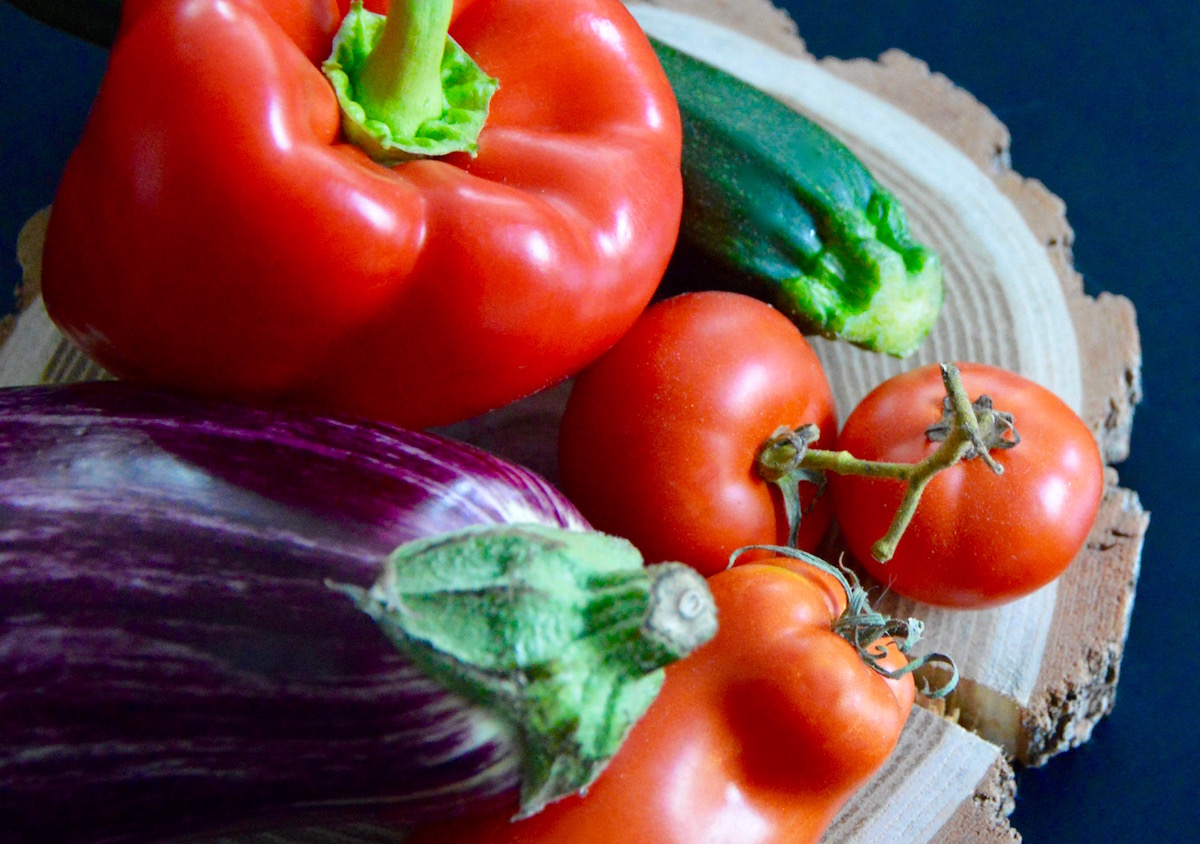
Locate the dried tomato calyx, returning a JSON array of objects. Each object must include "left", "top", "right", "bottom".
[
  {"left": 755, "top": 363, "right": 1026, "bottom": 563},
  {"left": 755, "top": 424, "right": 826, "bottom": 548},
  {"left": 925, "top": 392, "right": 1020, "bottom": 466},
  {"left": 729, "top": 545, "right": 958, "bottom": 699},
  {"left": 331, "top": 524, "right": 717, "bottom": 818}
]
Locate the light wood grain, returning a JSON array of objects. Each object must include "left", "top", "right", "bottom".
[{"left": 821, "top": 708, "right": 1012, "bottom": 844}]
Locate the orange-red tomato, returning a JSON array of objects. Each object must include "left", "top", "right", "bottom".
[
  {"left": 558, "top": 291, "right": 837, "bottom": 576},
  {"left": 405, "top": 558, "right": 915, "bottom": 844},
  {"left": 830, "top": 362, "right": 1104, "bottom": 608}
]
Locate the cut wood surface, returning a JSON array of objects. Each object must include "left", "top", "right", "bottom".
[{"left": 0, "top": 1, "right": 1146, "bottom": 842}]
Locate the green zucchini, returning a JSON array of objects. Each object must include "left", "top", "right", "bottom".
[{"left": 652, "top": 38, "right": 943, "bottom": 358}]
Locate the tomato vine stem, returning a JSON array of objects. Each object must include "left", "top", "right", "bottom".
[
  {"left": 756, "top": 363, "right": 1020, "bottom": 562},
  {"left": 729, "top": 545, "right": 958, "bottom": 698}
]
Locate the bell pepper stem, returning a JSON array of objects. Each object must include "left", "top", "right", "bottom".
[
  {"left": 357, "top": 0, "right": 454, "bottom": 138},
  {"left": 322, "top": 1, "right": 497, "bottom": 163}
]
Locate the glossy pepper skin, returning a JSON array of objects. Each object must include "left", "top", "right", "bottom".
[
  {"left": 405, "top": 558, "right": 916, "bottom": 844},
  {"left": 41, "top": 0, "right": 683, "bottom": 428}
]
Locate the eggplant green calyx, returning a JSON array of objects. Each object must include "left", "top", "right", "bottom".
[
  {"left": 322, "top": 0, "right": 498, "bottom": 164},
  {"left": 331, "top": 524, "right": 717, "bottom": 819}
]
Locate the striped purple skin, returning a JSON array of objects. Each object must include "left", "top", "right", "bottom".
[{"left": 0, "top": 383, "right": 588, "bottom": 843}]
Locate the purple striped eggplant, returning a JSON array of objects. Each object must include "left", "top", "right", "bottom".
[{"left": 0, "top": 383, "right": 717, "bottom": 844}]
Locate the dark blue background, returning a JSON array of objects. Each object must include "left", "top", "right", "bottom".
[
  {"left": 1, "top": 1, "right": 1195, "bottom": 840},
  {"left": 780, "top": 3, "right": 1200, "bottom": 840}
]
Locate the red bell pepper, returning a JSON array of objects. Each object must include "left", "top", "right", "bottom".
[
  {"left": 41, "top": 0, "right": 682, "bottom": 428},
  {"left": 405, "top": 552, "right": 950, "bottom": 843}
]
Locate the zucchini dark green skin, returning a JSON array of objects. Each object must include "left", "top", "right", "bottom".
[{"left": 652, "top": 39, "right": 944, "bottom": 357}]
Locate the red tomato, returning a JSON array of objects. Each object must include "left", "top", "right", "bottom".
[
  {"left": 829, "top": 362, "right": 1104, "bottom": 608},
  {"left": 558, "top": 291, "right": 837, "bottom": 577}
]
